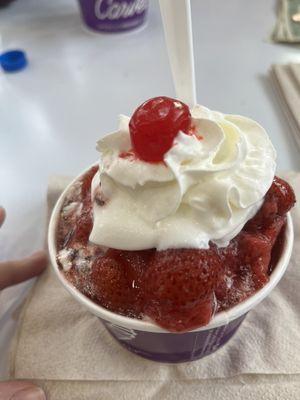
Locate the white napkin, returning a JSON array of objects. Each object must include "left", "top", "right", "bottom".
[
  {"left": 8, "top": 173, "right": 300, "bottom": 399},
  {"left": 271, "top": 63, "right": 300, "bottom": 150}
]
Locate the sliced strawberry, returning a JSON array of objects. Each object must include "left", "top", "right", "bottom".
[
  {"left": 143, "top": 248, "right": 222, "bottom": 332},
  {"left": 245, "top": 176, "right": 295, "bottom": 232},
  {"left": 91, "top": 252, "right": 147, "bottom": 317},
  {"left": 237, "top": 232, "right": 272, "bottom": 289},
  {"left": 268, "top": 176, "right": 296, "bottom": 215},
  {"left": 106, "top": 249, "right": 154, "bottom": 282},
  {"left": 146, "top": 295, "right": 215, "bottom": 332},
  {"left": 91, "top": 256, "right": 130, "bottom": 313},
  {"left": 261, "top": 216, "right": 286, "bottom": 246},
  {"left": 216, "top": 231, "right": 272, "bottom": 310}
]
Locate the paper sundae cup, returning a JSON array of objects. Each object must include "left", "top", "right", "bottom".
[{"left": 48, "top": 165, "right": 294, "bottom": 363}]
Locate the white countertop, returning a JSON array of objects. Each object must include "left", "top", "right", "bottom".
[{"left": 0, "top": 0, "right": 300, "bottom": 378}]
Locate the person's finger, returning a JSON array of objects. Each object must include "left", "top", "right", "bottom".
[
  {"left": 0, "top": 381, "right": 46, "bottom": 399},
  {"left": 0, "top": 206, "right": 6, "bottom": 227},
  {"left": 0, "top": 250, "right": 48, "bottom": 290}
]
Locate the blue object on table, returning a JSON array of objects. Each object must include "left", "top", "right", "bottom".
[{"left": 0, "top": 50, "right": 28, "bottom": 72}]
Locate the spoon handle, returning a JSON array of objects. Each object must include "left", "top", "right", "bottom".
[{"left": 159, "top": 0, "right": 197, "bottom": 107}]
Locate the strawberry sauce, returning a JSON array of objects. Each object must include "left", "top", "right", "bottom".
[{"left": 56, "top": 167, "right": 295, "bottom": 332}]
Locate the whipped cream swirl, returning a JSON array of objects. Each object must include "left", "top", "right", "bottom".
[{"left": 89, "top": 105, "right": 276, "bottom": 250}]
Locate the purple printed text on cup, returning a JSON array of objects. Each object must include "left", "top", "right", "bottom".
[
  {"left": 94, "top": 0, "right": 148, "bottom": 21},
  {"left": 78, "top": 0, "right": 149, "bottom": 32}
]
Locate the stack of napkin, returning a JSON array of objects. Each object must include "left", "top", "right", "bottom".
[
  {"left": 271, "top": 63, "right": 300, "bottom": 151},
  {"left": 8, "top": 174, "right": 300, "bottom": 400}
]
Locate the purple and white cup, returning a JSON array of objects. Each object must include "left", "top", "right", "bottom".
[
  {"left": 48, "top": 166, "right": 294, "bottom": 363},
  {"left": 78, "top": 0, "right": 149, "bottom": 33}
]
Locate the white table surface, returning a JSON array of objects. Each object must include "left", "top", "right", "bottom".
[{"left": 0, "top": 0, "right": 300, "bottom": 379}]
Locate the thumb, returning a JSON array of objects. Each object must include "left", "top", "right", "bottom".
[{"left": 0, "top": 381, "right": 46, "bottom": 399}]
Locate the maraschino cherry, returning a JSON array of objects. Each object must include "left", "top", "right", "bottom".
[{"left": 129, "top": 96, "right": 191, "bottom": 162}]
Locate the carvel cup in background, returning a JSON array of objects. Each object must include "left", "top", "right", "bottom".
[
  {"left": 48, "top": 166, "right": 294, "bottom": 363},
  {"left": 78, "top": 0, "right": 149, "bottom": 32}
]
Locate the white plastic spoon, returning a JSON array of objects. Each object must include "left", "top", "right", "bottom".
[{"left": 159, "top": 0, "right": 197, "bottom": 108}]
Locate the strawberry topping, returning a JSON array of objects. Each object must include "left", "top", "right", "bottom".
[{"left": 56, "top": 168, "right": 295, "bottom": 332}]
